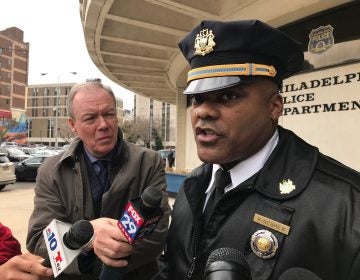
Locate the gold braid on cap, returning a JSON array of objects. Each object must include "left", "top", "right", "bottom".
[{"left": 187, "top": 63, "right": 277, "bottom": 82}]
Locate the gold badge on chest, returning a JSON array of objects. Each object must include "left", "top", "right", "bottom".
[{"left": 250, "top": 229, "right": 278, "bottom": 259}]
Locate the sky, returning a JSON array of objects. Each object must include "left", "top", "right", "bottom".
[{"left": 1, "top": 0, "right": 134, "bottom": 110}]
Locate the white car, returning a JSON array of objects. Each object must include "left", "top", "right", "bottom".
[
  {"left": 0, "top": 153, "right": 16, "bottom": 191},
  {"left": 0, "top": 142, "right": 18, "bottom": 147}
]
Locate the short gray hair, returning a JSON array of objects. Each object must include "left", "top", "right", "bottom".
[{"left": 67, "top": 82, "right": 117, "bottom": 119}]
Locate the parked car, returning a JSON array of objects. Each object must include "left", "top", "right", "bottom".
[
  {"left": 0, "top": 142, "right": 18, "bottom": 147},
  {"left": 157, "top": 149, "right": 176, "bottom": 165},
  {"left": 19, "top": 147, "right": 38, "bottom": 156},
  {"left": 1, "top": 147, "right": 32, "bottom": 162},
  {"left": 0, "top": 153, "right": 16, "bottom": 191},
  {"left": 33, "top": 149, "right": 59, "bottom": 157},
  {"left": 15, "top": 155, "right": 51, "bottom": 181}
]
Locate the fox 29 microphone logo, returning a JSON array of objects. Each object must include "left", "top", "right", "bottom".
[{"left": 117, "top": 200, "right": 161, "bottom": 244}]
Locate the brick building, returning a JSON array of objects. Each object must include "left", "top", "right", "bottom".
[{"left": 0, "top": 27, "right": 29, "bottom": 121}]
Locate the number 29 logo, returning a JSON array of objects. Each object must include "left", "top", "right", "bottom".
[{"left": 120, "top": 213, "right": 138, "bottom": 235}]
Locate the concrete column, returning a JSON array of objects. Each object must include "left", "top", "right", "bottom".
[{"left": 175, "top": 88, "right": 187, "bottom": 171}]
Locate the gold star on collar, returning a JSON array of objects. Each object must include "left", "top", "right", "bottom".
[{"left": 279, "top": 179, "right": 296, "bottom": 195}]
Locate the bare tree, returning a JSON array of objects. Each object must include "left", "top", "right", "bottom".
[
  {"left": 58, "top": 123, "right": 75, "bottom": 145},
  {"left": 122, "top": 117, "right": 162, "bottom": 148}
]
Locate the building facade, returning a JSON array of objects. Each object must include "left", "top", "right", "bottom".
[
  {"left": 0, "top": 27, "right": 29, "bottom": 144},
  {"left": 134, "top": 94, "right": 176, "bottom": 148},
  {"left": 82, "top": 1, "right": 360, "bottom": 171}
]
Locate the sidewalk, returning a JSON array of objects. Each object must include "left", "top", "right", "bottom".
[{"left": 0, "top": 182, "right": 176, "bottom": 253}]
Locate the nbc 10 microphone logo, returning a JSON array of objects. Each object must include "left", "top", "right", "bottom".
[
  {"left": 45, "top": 227, "right": 63, "bottom": 272},
  {"left": 118, "top": 203, "right": 143, "bottom": 243}
]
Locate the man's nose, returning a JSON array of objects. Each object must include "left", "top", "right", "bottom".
[
  {"left": 194, "top": 100, "right": 219, "bottom": 120},
  {"left": 97, "top": 116, "right": 109, "bottom": 128}
]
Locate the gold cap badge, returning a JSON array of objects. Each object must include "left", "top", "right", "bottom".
[
  {"left": 250, "top": 229, "right": 278, "bottom": 259},
  {"left": 194, "top": 29, "right": 216, "bottom": 56}
]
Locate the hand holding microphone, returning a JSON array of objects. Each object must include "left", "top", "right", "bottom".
[
  {"left": 98, "top": 186, "right": 164, "bottom": 280},
  {"left": 89, "top": 218, "right": 133, "bottom": 267},
  {"left": 43, "top": 219, "right": 94, "bottom": 277}
]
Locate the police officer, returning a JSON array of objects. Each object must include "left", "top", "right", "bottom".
[{"left": 154, "top": 19, "right": 360, "bottom": 279}]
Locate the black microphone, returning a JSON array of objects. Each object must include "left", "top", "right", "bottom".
[
  {"left": 279, "top": 267, "right": 322, "bottom": 280},
  {"left": 63, "top": 220, "right": 94, "bottom": 249},
  {"left": 99, "top": 186, "right": 163, "bottom": 280},
  {"left": 43, "top": 219, "right": 94, "bottom": 276},
  {"left": 204, "top": 247, "right": 251, "bottom": 280}
]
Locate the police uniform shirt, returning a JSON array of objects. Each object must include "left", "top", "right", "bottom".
[{"left": 203, "top": 130, "right": 279, "bottom": 210}]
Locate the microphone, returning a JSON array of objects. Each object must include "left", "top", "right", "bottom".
[
  {"left": 204, "top": 247, "right": 251, "bottom": 280},
  {"left": 279, "top": 267, "right": 322, "bottom": 280},
  {"left": 43, "top": 219, "right": 94, "bottom": 277},
  {"left": 99, "top": 186, "right": 163, "bottom": 280}
]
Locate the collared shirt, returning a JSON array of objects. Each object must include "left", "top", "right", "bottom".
[
  {"left": 83, "top": 146, "right": 113, "bottom": 218},
  {"left": 204, "top": 130, "right": 279, "bottom": 208},
  {"left": 83, "top": 146, "right": 111, "bottom": 174},
  {"left": 84, "top": 148, "right": 102, "bottom": 173}
]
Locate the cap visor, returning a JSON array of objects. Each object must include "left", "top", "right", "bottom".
[{"left": 183, "top": 76, "right": 242, "bottom": 94}]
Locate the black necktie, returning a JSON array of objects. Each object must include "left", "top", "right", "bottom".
[
  {"left": 203, "top": 168, "right": 232, "bottom": 223},
  {"left": 95, "top": 160, "right": 109, "bottom": 189}
]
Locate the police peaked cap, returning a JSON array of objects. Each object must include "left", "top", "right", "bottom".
[{"left": 178, "top": 19, "right": 304, "bottom": 94}]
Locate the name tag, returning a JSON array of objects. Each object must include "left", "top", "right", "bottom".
[{"left": 253, "top": 213, "right": 290, "bottom": 235}]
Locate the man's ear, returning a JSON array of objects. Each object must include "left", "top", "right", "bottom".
[
  {"left": 68, "top": 118, "right": 76, "bottom": 133},
  {"left": 270, "top": 94, "right": 283, "bottom": 121}
]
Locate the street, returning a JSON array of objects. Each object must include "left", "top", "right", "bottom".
[
  {"left": 0, "top": 181, "right": 176, "bottom": 254},
  {"left": 0, "top": 181, "right": 35, "bottom": 252}
]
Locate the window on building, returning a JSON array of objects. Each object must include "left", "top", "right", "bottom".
[
  {"left": 28, "top": 120, "right": 32, "bottom": 137},
  {"left": 8, "top": 58, "right": 11, "bottom": 66}
]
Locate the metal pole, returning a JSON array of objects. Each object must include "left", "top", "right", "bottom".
[
  {"left": 54, "top": 76, "right": 60, "bottom": 148},
  {"left": 54, "top": 72, "right": 77, "bottom": 149},
  {"left": 26, "top": 119, "right": 30, "bottom": 145}
]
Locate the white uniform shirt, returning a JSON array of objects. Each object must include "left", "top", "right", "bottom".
[{"left": 204, "top": 130, "right": 279, "bottom": 209}]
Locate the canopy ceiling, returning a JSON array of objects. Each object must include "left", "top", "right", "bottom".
[{"left": 79, "top": 0, "right": 352, "bottom": 104}]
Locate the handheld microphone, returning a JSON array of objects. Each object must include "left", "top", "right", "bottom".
[
  {"left": 99, "top": 186, "right": 163, "bottom": 280},
  {"left": 43, "top": 219, "right": 94, "bottom": 277},
  {"left": 204, "top": 247, "right": 251, "bottom": 280},
  {"left": 279, "top": 267, "right": 322, "bottom": 280}
]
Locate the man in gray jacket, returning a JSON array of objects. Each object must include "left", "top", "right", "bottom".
[{"left": 27, "top": 82, "right": 170, "bottom": 280}]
